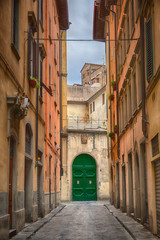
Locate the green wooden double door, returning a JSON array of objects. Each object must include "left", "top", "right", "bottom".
[{"left": 72, "top": 154, "right": 97, "bottom": 201}]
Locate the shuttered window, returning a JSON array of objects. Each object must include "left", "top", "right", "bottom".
[
  {"left": 40, "top": 0, "right": 43, "bottom": 26},
  {"left": 12, "top": 0, "right": 19, "bottom": 51},
  {"left": 25, "top": 124, "right": 32, "bottom": 155},
  {"left": 90, "top": 104, "right": 92, "bottom": 114},
  {"left": 151, "top": 134, "right": 159, "bottom": 157},
  {"left": 49, "top": 64, "right": 51, "bottom": 87},
  {"left": 39, "top": 59, "right": 43, "bottom": 97},
  {"left": 49, "top": 114, "right": 52, "bottom": 136},
  {"left": 28, "top": 26, "right": 37, "bottom": 79},
  {"left": 54, "top": 83, "right": 56, "bottom": 103},
  {"left": 93, "top": 101, "right": 95, "bottom": 112},
  {"left": 146, "top": 18, "right": 153, "bottom": 81},
  {"left": 54, "top": 125, "right": 56, "bottom": 143}
]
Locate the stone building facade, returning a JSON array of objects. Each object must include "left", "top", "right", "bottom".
[
  {"left": 0, "top": 1, "right": 45, "bottom": 238},
  {"left": 81, "top": 63, "right": 106, "bottom": 87},
  {"left": 0, "top": 0, "right": 69, "bottom": 239},
  {"left": 93, "top": 0, "right": 160, "bottom": 237},
  {"left": 43, "top": 0, "right": 69, "bottom": 216},
  {"left": 61, "top": 74, "right": 109, "bottom": 201}
]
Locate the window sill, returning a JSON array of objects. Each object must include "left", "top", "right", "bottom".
[{"left": 11, "top": 43, "right": 20, "bottom": 61}]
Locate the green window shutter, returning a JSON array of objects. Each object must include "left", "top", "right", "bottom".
[{"left": 145, "top": 18, "right": 153, "bottom": 82}]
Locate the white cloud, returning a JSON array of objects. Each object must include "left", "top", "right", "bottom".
[{"left": 67, "top": 0, "right": 105, "bottom": 85}]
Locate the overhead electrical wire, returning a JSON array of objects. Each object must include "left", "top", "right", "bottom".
[{"left": 36, "top": 38, "right": 140, "bottom": 42}]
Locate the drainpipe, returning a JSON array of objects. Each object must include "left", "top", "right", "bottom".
[
  {"left": 7, "top": 108, "right": 11, "bottom": 138},
  {"left": 107, "top": 19, "right": 112, "bottom": 162},
  {"left": 114, "top": 12, "right": 120, "bottom": 159},
  {"left": 36, "top": 0, "right": 39, "bottom": 163},
  {"left": 109, "top": 8, "right": 119, "bottom": 159},
  {"left": 55, "top": 161, "right": 57, "bottom": 208},
  {"left": 140, "top": 16, "right": 147, "bottom": 138},
  {"left": 36, "top": 0, "right": 39, "bottom": 213},
  {"left": 59, "top": 31, "right": 63, "bottom": 179}
]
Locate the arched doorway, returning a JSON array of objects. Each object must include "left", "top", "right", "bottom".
[{"left": 72, "top": 154, "right": 97, "bottom": 201}]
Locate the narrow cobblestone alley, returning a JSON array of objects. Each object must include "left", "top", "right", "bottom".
[{"left": 26, "top": 202, "right": 156, "bottom": 240}]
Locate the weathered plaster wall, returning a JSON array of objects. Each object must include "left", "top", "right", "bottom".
[{"left": 67, "top": 84, "right": 101, "bottom": 101}]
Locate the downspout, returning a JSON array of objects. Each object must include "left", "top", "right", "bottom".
[
  {"left": 140, "top": 16, "right": 147, "bottom": 138},
  {"left": 106, "top": 18, "right": 114, "bottom": 202},
  {"left": 107, "top": 19, "right": 112, "bottom": 162},
  {"left": 59, "top": 31, "right": 63, "bottom": 179},
  {"left": 36, "top": 0, "right": 39, "bottom": 211},
  {"left": 110, "top": 9, "right": 119, "bottom": 159},
  {"left": 7, "top": 108, "right": 11, "bottom": 138},
  {"left": 114, "top": 11, "right": 120, "bottom": 159},
  {"left": 55, "top": 161, "right": 57, "bottom": 208}
]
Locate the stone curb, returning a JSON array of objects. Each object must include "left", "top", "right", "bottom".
[
  {"left": 104, "top": 204, "right": 158, "bottom": 240},
  {"left": 12, "top": 204, "right": 66, "bottom": 240}
]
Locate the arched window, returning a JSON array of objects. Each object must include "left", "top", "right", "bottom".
[{"left": 25, "top": 123, "right": 33, "bottom": 155}]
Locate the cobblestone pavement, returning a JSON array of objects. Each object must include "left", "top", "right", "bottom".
[
  {"left": 29, "top": 201, "right": 157, "bottom": 240},
  {"left": 12, "top": 201, "right": 158, "bottom": 240}
]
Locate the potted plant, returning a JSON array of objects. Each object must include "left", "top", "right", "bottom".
[
  {"left": 29, "top": 77, "right": 36, "bottom": 88},
  {"left": 111, "top": 81, "right": 117, "bottom": 91},
  {"left": 29, "top": 77, "right": 40, "bottom": 89},
  {"left": 114, "top": 125, "right": 118, "bottom": 133},
  {"left": 36, "top": 81, "right": 40, "bottom": 89},
  {"left": 109, "top": 132, "right": 115, "bottom": 140},
  {"left": 108, "top": 93, "right": 114, "bottom": 101}
]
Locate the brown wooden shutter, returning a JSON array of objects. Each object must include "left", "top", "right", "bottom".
[
  {"left": 27, "top": 27, "right": 32, "bottom": 78},
  {"left": 40, "top": 60, "right": 43, "bottom": 97},
  {"left": 33, "top": 40, "right": 37, "bottom": 78},
  {"left": 146, "top": 18, "right": 153, "bottom": 81}
]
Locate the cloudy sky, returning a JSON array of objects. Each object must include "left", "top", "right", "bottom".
[{"left": 67, "top": 0, "right": 105, "bottom": 85}]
